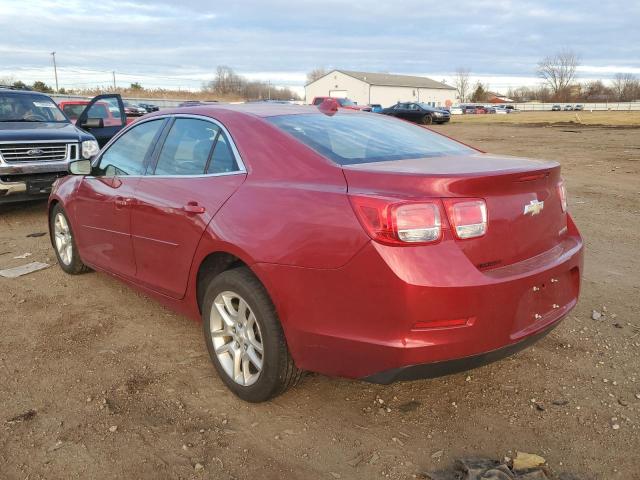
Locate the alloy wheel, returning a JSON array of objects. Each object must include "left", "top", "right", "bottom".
[
  {"left": 210, "top": 291, "right": 264, "bottom": 386},
  {"left": 53, "top": 213, "right": 73, "bottom": 266}
]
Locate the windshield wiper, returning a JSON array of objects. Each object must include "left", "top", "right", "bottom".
[{"left": 0, "top": 119, "right": 44, "bottom": 122}]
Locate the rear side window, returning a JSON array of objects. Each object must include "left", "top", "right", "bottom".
[
  {"left": 96, "top": 119, "right": 164, "bottom": 176},
  {"left": 312, "top": 98, "right": 324, "bottom": 105},
  {"left": 268, "top": 113, "right": 472, "bottom": 166},
  {"left": 206, "top": 134, "right": 239, "bottom": 174},
  {"left": 154, "top": 118, "right": 219, "bottom": 175}
]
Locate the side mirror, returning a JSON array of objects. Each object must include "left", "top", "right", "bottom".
[
  {"left": 69, "top": 159, "right": 92, "bottom": 175},
  {"left": 80, "top": 117, "right": 104, "bottom": 129}
]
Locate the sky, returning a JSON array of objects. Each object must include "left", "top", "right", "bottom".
[{"left": 1, "top": 0, "right": 639, "bottom": 97}]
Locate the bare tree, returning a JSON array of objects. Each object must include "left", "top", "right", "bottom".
[
  {"left": 206, "top": 65, "right": 243, "bottom": 95},
  {"left": 454, "top": 68, "right": 471, "bottom": 103},
  {"left": 536, "top": 50, "right": 580, "bottom": 100},
  {"left": 611, "top": 73, "right": 639, "bottom": 101},
  {"left": 203, "top": 66, "right": 300, "bottom": 101},
  {"left": 0, "top": 75, "right": 16, "bottom": 85},
  {"left": 306, "top": 67, "right": 328, "bottom": 84}
]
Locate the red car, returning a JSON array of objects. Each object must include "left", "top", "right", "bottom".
[
  {"left": 59, "top": 100, "right": 127, "bottom": 127},
  {"left": 48, "top": 104, "right": 583, "bottom": 402},
  {"left": 311, "top": 96, "right": 371, "bottom": 111}
]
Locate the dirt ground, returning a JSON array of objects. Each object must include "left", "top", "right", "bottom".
[
  {"left": 1, "top": 121, "right": 639, "bottom": 480},
  {"left": 451, "top": 110, "right": 640, "bottom": 126}
]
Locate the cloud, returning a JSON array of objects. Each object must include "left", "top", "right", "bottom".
[{"left": 1, "top": 0, "right": 638, "bottom": 92}]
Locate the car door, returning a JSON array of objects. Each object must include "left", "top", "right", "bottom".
[
  {"left": 406, "top": 103, "right": 424, "bottom": 122},
  {"left": 390, "top": 103, "right": 407, "bottom": 119},
  {"left": 76, "top": 94, "right": 127, "bottom": 147},
  {"left": 73, "top": 118, "right": 167, "bottom": 278},
  {"left": 131, "top": 116, "right": 247, "bottom": 299}
]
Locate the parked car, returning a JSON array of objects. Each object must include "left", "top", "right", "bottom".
[
  {"left": 48, "top": 104, "right": 583, "bottom": 402},
  {"left": 138, "top": 103, "right": 159, "bottom": 113},
  {"left": 381, "top": 102, "right": 450, "bottom": 124},
  {"left": 563, "top": 105, "right": 574, "bottom": 111},
  {"left": 494, "top": 105, "right": 509, "bottom": 114},
  {"left": 178, "top": 100, "right": 205, "bottom": 107},
  {"left": 58, "top": 100, "right": 130, "bottom": 127},
  {"left": 484, "top": 106, "right": 497, "bottom": 114},
  {"left": 368, "top": 104, "right": 383, "bottom": 113},
  {"left": 0, "top": 87, "right": 125, "bottom": 204},
  {"left": 311, "top": 96, "right": 371, "bottom": 111},
  {"left": 449, "top": 106, "right": 464, "bottom": 115},
  {"left": 574, "top": 104, "right": 584, "bottom": 111},
  {"left": 551, "top": 105, "right": 562, "bottom": 111},
  {"left": 124, "top": 102, "right": 146, "bottom": 116}
]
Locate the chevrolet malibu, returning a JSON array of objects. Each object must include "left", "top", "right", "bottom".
[{"left": 48, "top": 103, "right": 583, "bottom": 402}]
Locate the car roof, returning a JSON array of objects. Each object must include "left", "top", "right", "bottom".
[
  {"left": 151, "top": 103, "right": 359, "bottom": 118},
  {"left": 0, "top": 88, "right": 50, "bottom": 96}
]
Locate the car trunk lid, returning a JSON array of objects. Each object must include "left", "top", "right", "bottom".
[{"left": 343, "top": 153, "right": 567, "bottom": 270}]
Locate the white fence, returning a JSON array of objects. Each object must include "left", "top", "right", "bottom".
[{"left": 508, "top": 102, "right": 640, "bottom": 111}]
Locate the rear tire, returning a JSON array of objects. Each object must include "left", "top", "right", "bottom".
[
  {"left": 202, "top": 267, "right": 303, "bottom": 402},
  {"left": 421, "top": 114, "right": 433, "bottom": 125},
  {"left": 50, "top": 204, "right": 90, "bottom": 275}
]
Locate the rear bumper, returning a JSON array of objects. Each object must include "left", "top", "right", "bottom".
[
  {"left": 258, "top": 215, "right": 583, "bottom": 380},
  {"left": 363, "top": 318, "right": 558, "bottom": 383}
]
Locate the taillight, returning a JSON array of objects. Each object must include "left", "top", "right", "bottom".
[
  {"left": 443, "top": 199, "right": 487, "bottom": 239},
  {"left": 349, "top": 195, "right": 442, "bottom": 245},
  {"left": 557, "top": 180, "right": 568, "bottom": 212}
]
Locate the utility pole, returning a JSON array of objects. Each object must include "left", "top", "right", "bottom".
[
  {"left": 112, "top": 71, "right": 116, "bottom": 90},
  {"left": 50, "top": 52, "right": 59, "bottom": 93}
]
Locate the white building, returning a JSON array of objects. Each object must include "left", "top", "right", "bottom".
[{"left": 305, "top": 69, "right": 457, "bottom": 108}]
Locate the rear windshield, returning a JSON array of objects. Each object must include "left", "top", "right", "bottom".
[
  {"left": 268, "top": 113, "right": 472, "bottom": 165},
  {"left": 337, "top": 98, "right": 355, "bottom": 107}
]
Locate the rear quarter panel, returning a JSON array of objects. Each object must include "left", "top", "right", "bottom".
[{"left": 207, "top": 113, "right": 370, "bottom": 269}]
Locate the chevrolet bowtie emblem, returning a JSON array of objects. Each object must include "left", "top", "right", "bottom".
[{"left": 524, "top": 199, "right": 544, "bottom": 216}]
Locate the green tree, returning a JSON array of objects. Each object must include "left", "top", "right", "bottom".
[
  {"left": 31, "top": 81, "right": 54, "bottom": 93},
  {"left": 470, "top": 82, "right": 488, "bottom": 102},
  {"left": 12, "top": 80, "right": 28, "bottom": 89},
  {"left": 130, "top": 82, "right": 143, "bottom": 91}
]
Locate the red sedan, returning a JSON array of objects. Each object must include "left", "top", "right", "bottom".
[{"left": 48, "top": 103, "right": 583, "bottom": 402}]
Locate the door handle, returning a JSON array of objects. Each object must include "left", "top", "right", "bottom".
[
  {"left": 115, "top": 196, "right": 135, "bottom": 208},
  {"left": 182, "top": 202, "right": 205, "bottom": 214}
]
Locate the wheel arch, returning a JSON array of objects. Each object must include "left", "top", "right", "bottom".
[
  {"left": 195, "top": 251, "right": 250, "bottom": 314},
  {"left": 47, "top": 198, "right": 61, "bottom": 249}
]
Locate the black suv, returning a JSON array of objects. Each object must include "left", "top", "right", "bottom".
[{"left": 0, "top": 87, "right": 126, "bottom": 204}]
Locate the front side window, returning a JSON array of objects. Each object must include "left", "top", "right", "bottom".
[
  {"left": 85, "top": 97, "right": 124, "bottom": 127},
  {"left": 154, "top": 118, "right": 220, "bottom": 175},
  {"left": 268, "top": 113, "right": 473, "bottom": 166},
  {"left": 96, "top": 119, "right": 164, "bottom": 176}
]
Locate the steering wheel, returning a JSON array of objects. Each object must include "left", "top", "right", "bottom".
[{"left": 24, "top": 113, "right": 48, "bottom": 122}]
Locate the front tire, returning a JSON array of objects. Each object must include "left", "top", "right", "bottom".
[
  {"left": 421, "top": 114, "right": 433, "bottom": 125},
  {"left": 50, "top": 204, "right": 90, "bottom": 275},
  {"left": 202, "top": 267, "right": 303, "bottom": 402}
]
